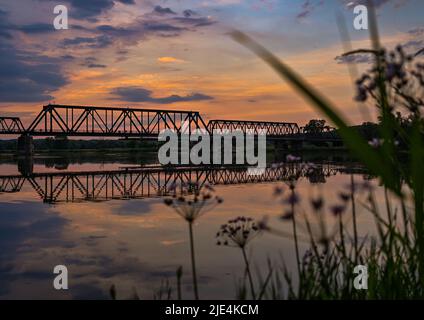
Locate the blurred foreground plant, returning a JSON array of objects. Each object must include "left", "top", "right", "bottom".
[
  {"left": 164, "top": 182, "right": 223, "bottom": 300},
  {"left": 216, "top": 216, "right": 261, "bottom": 299},
  {"left": 230, "top": 2, "right": 424, "bottom": 299}
]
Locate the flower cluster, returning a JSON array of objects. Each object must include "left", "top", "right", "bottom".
[
  {"left": 216, "top": 216, "right": 261, "bottom": 248},
  {"left": 273, "top": 181, "right": 300, "bottom": 220},
  {"left": 164, "top": 182, "right": 223, "bottom": 223},
  {"left": 286, "top": 154, "right": 301, "bottom": 162},
  {"left": 353, "top": 46, "right": 424, "bottom": 119},
  {"left": 327, "top": 187, "right": 353, "bottom": 217},
  {"left": 368, "top": 138, "right": 384, "bottom": 148},
  {"left": 327, "top": 180, "right": 373, "bottom": 216}
]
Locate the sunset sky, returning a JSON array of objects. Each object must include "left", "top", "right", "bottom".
[{"left": 0, "top": 0, "right": 423, "bottom": 127}]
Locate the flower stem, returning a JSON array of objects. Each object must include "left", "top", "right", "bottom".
[
  {"left": 188, "top": 221, "right": 199, "bottom": 300},
  {"left": 291, "top": 189, "right": 301, "bottom": 278},
  {"left": 351, "top": 175, "right": 359, "bottom": 263},
  {"left": 241, "top": 246, "right": 256, "bottom": 299}
]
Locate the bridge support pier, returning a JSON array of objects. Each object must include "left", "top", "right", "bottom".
[
  {"left": 17, "top": 134, "right": 34, "bottom": 156},
  {"left": 17, "top": 157, "right": 34, "bottom": 176}
]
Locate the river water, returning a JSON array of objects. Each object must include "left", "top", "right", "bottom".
[{"left": 0, "top": 152, "right": 383, "bottom": 299}]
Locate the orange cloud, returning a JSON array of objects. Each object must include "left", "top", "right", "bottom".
[{"left": 157, "top": 56, "right": 186, "bottom": 64}]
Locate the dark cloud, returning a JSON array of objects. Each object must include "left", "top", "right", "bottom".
[
  {"left": 143, "top": 21, "right": 187, "bottom": 32},
  {"left": 61, "top": 35, "right": 113, "bottom": 48},
  {"left": 0, "top": 3, "right": 217, "bottom": 104},
  {"left": 408, "top": 27, "right": 424, "bottom": 37},
  {"left": 40, "top": 0, "right": 135, "bottom": 20},
  {"left": 0, "top": 8, "right": 13, "bottom": 39},
  {"left": 95, "top": 21, "right": 186, "bottom": 43},
  {"left": 0, "top": 43, "right": 69, "bottom": 103},
  {"left": 81, "top": 57, "right": 107, "bottom": 68},
  {"left": 68, "top": 0, "right": 115, "bottom": 18},
  {"left": 110, "top": 86, "right": 214, "bottom": 104},
  {"left": 297, "top": 0, "right": 313, "bottom": 19},
  {"left": 90, "top": 8, "right": 216, "bottom": 44},
  {"left": 183, "top": 9, "right": 198, "bottom": 18},
  {"left": 97, "top": 22, "right": 184, "bottom": 36},
  {"left": 153, "top": 5, "right": 176, "bottom": 15},
  {"left": 3, "top": 23, "right": 89, "bottom": 37},
  {"left": 0, "top": 29, "right": 12, "bottom": 40},
  {"left": 61, "top": 54, "right": 76, "bottom": 61},
  {"left": 91, "top": 16, "right": 214, "bottom": 45},
  {"left": 97, "top": 24, "right": 137, "bottom": 36},
  {"left": 45, "top": 7, "right": 215, "bottom": 50},
  {"left": 0, "top": 30, "right": 12, "bottom": 39},
  {"left": 297, "top": 0, "right": 324, "bottom": 20},
  {"left": 86, "top": 63, "right": 107, "bottom": 68},
  {"left": 16, "top": 23, "right": 54, "bottom": 34},
  {"left": 172, "top": 16, "right": 216, "bottom": 27},
  {"left": 0, "top": 7, "right": 87, "bottom": 37},
  {"left": 0, "top": 22, "right": 54, "bottom": 36},
  {"left": 335, "top": 53, "right": 373, "bottom": 64}
]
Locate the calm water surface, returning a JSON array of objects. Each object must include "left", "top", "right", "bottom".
[{"left": 0, "top": 153, "right": 383, "bottom": 299}]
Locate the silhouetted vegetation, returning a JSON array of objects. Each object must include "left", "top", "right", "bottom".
[
  {"left": 0, "top": 137, "right": 160, "bottom": 153},
  {"left": 303, "top": 119, "right": 331, "bottom": 134},
  {"left": 223, "top": 6, "right": 424, "bottom": 298}
]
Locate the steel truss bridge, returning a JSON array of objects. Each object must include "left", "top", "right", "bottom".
[
  {"left": 207, "top": 120, "right": 300, "bottom": 139},
  {"left": 0, "top": 164, "right": 345, "bottom": 204},
  {"left": 0, "top": 104, "right": 341, "bottom": 142},
  {"left": 22, "top": 104, "right": 207, "bottom": 138},
  {"left": 0, "top": 117, "right": 25, "bottom": 134}
]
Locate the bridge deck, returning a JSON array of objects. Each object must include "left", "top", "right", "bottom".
[{"left": 0, "top": 104, "right": 341, "bottom": 142}]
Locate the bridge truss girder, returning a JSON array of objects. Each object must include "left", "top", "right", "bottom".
[
  {"left": 0, "top": 117, "right": 25, "bottom": 134},
  {"left": 207, "top": 119, "right": 301, "bottom": 136},
  {"left": 0, "top": 164, "right": 342, "bottom": 203},
  {"left": 26, "top": 104, "right": 208, "bottom": 137}
]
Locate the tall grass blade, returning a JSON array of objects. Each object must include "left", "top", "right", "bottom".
[{"left": 231, "top": 31, "right": 399, "bottom": 193}]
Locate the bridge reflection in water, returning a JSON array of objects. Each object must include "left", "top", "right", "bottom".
[{"left": 0, "top": 163, "right": 364, "bottom": 204}]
